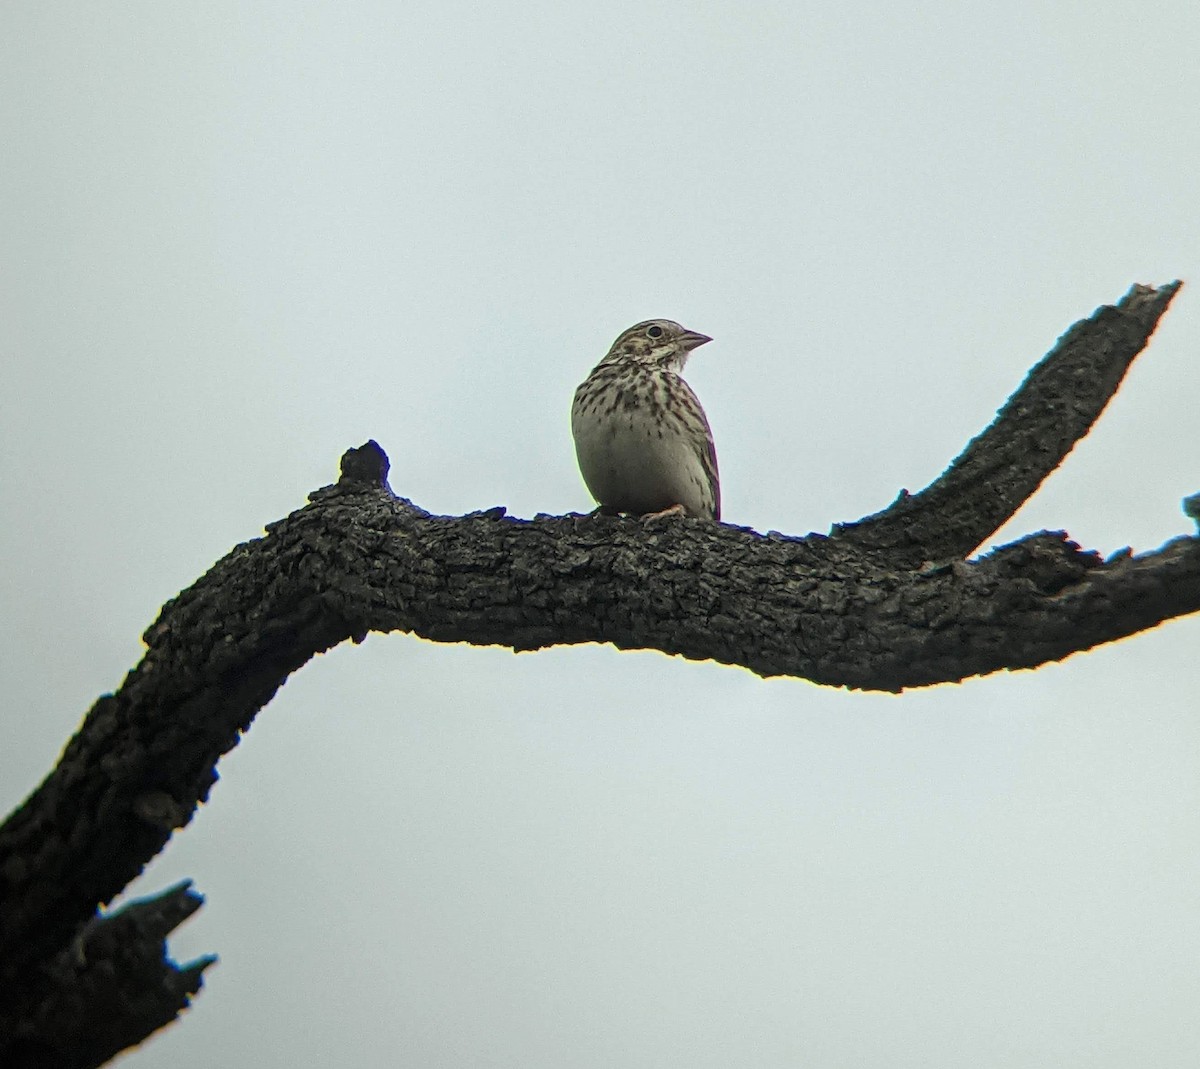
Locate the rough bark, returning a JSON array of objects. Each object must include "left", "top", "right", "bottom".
[
  {"left": 834, "top": 283, "right": 1184, "bottom": 564},
  {"left": 0, "top": 281, "right": 1193, "bottom": 1066},
  {"left": 0, "top": 882, "right": 212, "bottom": 1069}
]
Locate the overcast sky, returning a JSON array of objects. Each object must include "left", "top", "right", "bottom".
[{"left": 3, "top": 3, "right": 1200, "bottom": 1066}]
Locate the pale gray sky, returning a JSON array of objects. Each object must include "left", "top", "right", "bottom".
[{"left": 3, "top": 2, "right": 1200, "bottom": 1066}]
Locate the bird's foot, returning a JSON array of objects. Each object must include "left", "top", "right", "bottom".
[{"left": 640, "top": 503, "right": 687, "bottom": 524}]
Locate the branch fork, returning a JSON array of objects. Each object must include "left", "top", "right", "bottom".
[{"left": 1, "top": 282, "right": 1193, "bottom": 1066}]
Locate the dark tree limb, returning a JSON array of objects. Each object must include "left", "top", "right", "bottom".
[
  {"left": 1, "top": 882, "right": 213, "bottom": 1069},
  {"left": 0, "top": 282, "right": 1192, "bottom": 1066},
  {"left": 835, "top": 281, "right": 1183, "bottom": 565}
]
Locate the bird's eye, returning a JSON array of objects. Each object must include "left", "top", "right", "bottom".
[{"left": 646, "top": 325, "right": 664, "bottom": 338}]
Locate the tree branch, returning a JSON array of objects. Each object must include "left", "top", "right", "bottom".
[
  {"left": 1, "top": 882, "right": 213, "bottom": 1069},
  {"left": 0, "top": 281, "right": 1191, "bottom": 1065},
  {"left": 835, "top": 281, "right": 1183, "bottom": 565}
]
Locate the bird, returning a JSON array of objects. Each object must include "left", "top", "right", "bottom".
[{"left": 571, "top": 319, "right": 720, "bottom": 521}]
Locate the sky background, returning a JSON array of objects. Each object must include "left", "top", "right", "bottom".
[{"left": 3, "top": 2, "right": 1200, "bottom": 1066}]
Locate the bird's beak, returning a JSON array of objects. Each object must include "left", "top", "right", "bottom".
[{"left": 680, "top": 330, "right": 712, "bottom": 351}]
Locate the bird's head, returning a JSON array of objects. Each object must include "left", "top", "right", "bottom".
[{"left": 601, "top": 319, "right": 712, "bottom": 373}]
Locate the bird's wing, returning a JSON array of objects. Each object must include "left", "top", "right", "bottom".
[
  {"left": 703, "top": 427, "right": 720, "bottom": 522},
  {"left": 681, "top": 378, "right": 720, "bottom": 521}
]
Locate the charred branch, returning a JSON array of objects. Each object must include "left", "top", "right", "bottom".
[{"left": 0, "top": 282, "right": 1191, "bottom": 1066}]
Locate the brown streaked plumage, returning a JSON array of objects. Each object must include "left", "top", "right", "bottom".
[{"left": 571, "top": 319, "right": 720, "bottom": 520}]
